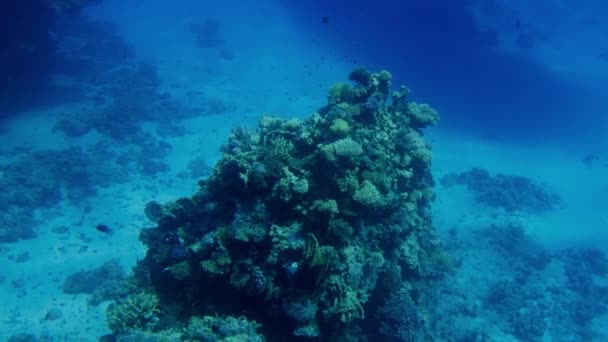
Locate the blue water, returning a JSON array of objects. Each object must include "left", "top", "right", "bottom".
[
  {"left": 288, "top": 0, "right": 608, "bottom": 144},
  {"left": 1, "top": 0, "right": 607, "bottom": 341}
]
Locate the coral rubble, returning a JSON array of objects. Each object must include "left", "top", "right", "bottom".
[{"left": 111, "top": 68, "right": 443, "bottom": 340}]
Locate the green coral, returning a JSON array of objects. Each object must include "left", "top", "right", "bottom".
[
  {"left": 164, "top": 260, "right": 191, "bottom": 280},
  {"left": 272, "top": 167, "right": 309, "bottom": 201},
  {"left": 320, "top": 138, "right": 363, "bottom": 161},
  {"left": 335, "top": 170, "right": 360, "bottom": 194},
  {"left": 396, "top": 234, "right": 423, "bottom": 273},
  {"left": 264, "top": 136, "right": 295, "bottom": 174},
  {"left": 352, "top": 180, "right": 383, "bottom": 208},
  {"left": 231, "top": 204, "right": 268, "bottom": 243},
  {"left": 329, "top": 118, "right": 351, "bottom": 136},
  {"left": 200, "top": 260, "right": 223, "bottom": 275},
  {"left": 183, "top": 315, "right": 264, "bottom": 342},
  {"left": 320, "top": 275, "right": 366, "bottom": 323},
  {"left": 200, "top": 246, "right": 232, "bottom": 276},
  {"left": 327, "top": 83, "right": 354, "bottom": 105},
  {"left": 407, "top": 102, "right": 440, "bottom": 128},
  {"left": 310, "top": 199, "right": 339, "bottom": 215},
  {"left": 267, "top": 223, "right": 304, "bottom": 264},
  {"left": 403, "top": 130, "right": 433, "bottom": 165},
  {"left": 106, "top": 292, "right": 162, "bottom": 334},
  {"left": 343, "top": 245, "right": 385, "bottom": 289}
]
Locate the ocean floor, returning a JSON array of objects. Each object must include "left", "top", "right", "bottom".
[{"left": 1, "top": 1, "right": 607, "bottom": 341}]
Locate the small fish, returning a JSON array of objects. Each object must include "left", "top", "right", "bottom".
[
  {"left": 321, "top": 16, "right": 329, "bottom": 24},
  {"left": 164, "top": 234, "right": 187, "bottom": 261},
  {"left": 96, "top": 224, "right": 113, "bottom": 234}
]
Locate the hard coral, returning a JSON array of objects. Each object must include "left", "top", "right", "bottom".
[
  {"left": 407, "top": 102, "right": 440, "bottom": 128},
  {"left": 353, "top": 180, "right": 383, "bottom": 208},
  {"left": 122, "top": 68, "right": 442, "bottom": 340},
  {"left": 183, "top": 315, "right": 263, "bottom": 342},
  {"left": 329, "top": 118, "right": 351, "bottom": 136},
  {"left": 377, "top": 287, "right": 432, "bottom": 341},
  {"left": 106, "top": 292, "right": 162, "bottom": 334},
  {"left": 320, "top": 137, "right": 363, "bottom": 161}
]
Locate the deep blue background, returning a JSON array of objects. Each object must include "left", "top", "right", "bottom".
[
  {"left": 2, "top": 0, "right": 605, "bottom": 145},
  {"left": 282, "top": 0, "right": 602, "bottom": 144}
]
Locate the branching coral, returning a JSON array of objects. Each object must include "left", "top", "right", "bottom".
[
  {"left": 106, "top": 292, "right": 162, "bottom": 334},
  {"left": 353, "top": 180, "right": 383, "bottom": 208}
]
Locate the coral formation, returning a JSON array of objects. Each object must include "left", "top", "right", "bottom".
[
  {"left": 475, "top": 222, "right": 550, "bottom": 270},
  {"left": 433, "top": 221, "right": 608, "bottom": 341},
  {"left": 106, "top": 292, "right": 162, "bottom": 334},
  {"left": 183, "top": 315, "right": 264, "bottom": 342},
  {"left": 111, "top": 69, "right": 442, "bottom": 340},
  {"left": 441, "top": 167, "right": 561, "bottom": 213},
  {"left": 0, "top": 132, "right": 173, "bottom": 244},
  {"left": 62, "top": 259, "right": 126, "bottom": 306},
  {"left": 52, "top": 60, "right": 192, "bottom": 144},
  {"left": 377, "top": 286, "right": 432, "bottom": 341},
  {"left": 0, "top": 145, "right": 129, "bottom": 242}
]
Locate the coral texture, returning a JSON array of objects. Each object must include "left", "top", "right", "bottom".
[{"left": 115, "top": 68, "right": 442, "bottom": 340}]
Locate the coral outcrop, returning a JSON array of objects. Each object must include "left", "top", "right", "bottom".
[
  {"left": 113, "top": 68, "right": 443, "bottom": 340},
  {"left": 441, "top": 167, "right": 561, "bottom": 213}
]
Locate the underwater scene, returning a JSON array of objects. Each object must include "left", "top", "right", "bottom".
[{"left": 1, "top": 0, "right": 608, "bottom": 341}]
